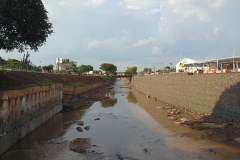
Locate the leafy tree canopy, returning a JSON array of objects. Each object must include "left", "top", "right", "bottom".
[
  {"left": 124, "top": 66, "right": 137, "bottom": 76},
  {"left": 165, "top": 66, "right": 171, "bottom": 70},
  {"left": 6, "top": 59, "right": 20, "bottom": 68},
  {"left": 100, "top": 63, "right": 117, "bottom": 76},
  {"left": 42, "top": 64, "right": 53, "bottom": 71},
  {"left": 142, "top": 67, "right": 152, "bottom": 74},
  {"left": 63, "top": 61, "right": 77, "bottom": 72},
  {"left": 0, "top": 57, "right": 6, "bottom": 65},
  {"left": 78, "top": 65, "right": 93, "bottom": 74},
  {"left": 0, "top": 0, "right": 53, "bottom": 53}
]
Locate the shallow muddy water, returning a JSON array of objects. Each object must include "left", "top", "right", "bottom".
[{"left": 1, "top": 80, "right": 240, "bottom": 160}]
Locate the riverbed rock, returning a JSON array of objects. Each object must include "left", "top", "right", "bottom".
[
  {"left": 76, "top": 127, "right": 83, "bottom": 132},
  {"left": 143, "top": 148, "right": 149, "bottom": 153},
  {"left": 85, "top": 126, "right": 90, "bottom": 130},
  {"left": 174, "top": 121, "right": 182, "bottom": 125},
  {"left": 77, "top": 121, "right": 84, "bottom": 126},
  {"left": 64, "top": 120, "right": 77, "bottom": 126},
  {"left": 179, "top": 118, "right": 190, "bottom": 123},
  {"left": 168, "top": 116, "right": 178, "bottom": 120},
  {"left": 234, "top": 137, "right": 240, "bottom": 143},
  {"left": 199, "top": 123, "right": 224, "bottom": 129},
  {"left": 69, "top": 138, "right": 91, "bottom": 153}
]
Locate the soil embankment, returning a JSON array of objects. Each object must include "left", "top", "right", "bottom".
[
  {"left": 62, "top": 83, "right": 115, "bottom": 112},
  {"left": 0, "top": 70, "right": 115, "bottom": 111},
  {"left": 0, "top": 71, "right": 102, "bottom": 90}
]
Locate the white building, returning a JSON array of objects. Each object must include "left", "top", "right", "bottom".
[
  {"left": 176, "top": 58, "right": 197, "bottom": 72},
  {"left": 53, "top": 58, "right": 67, "bottom": 72}
]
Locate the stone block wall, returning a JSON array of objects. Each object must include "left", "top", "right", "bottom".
[
  {"left": 0, "top": 84, "right": 62, "bottom": 155},
  {"left": 132, "top": 73, "right": 240, "bottom": 124}
]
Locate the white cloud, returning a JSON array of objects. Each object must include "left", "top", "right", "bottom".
[
  {"left": 209, "top": 0, "right": 227, "bottom": 8},
  {"left": 87, "top": 37, "right": 130, "bottom": 50},
  {"left": 132, "top": 37, "right": 155, "bottom": 47},
  {"left": 58, "top": 0, "right": 106, "bottom": 6},
  {"left": 213, "top": 27, "right": 219, "bottom": 36},
  {"left": 127, "top": 5, "right": 140, "bottom": 10},
  {"left": 91, "top": 0, "right": 105, "bottom": 5},
  {"left": 151, "top": 47, "right": 162, "bottom": 54},
  {"left": 150, "top": 8, "right": 160, "bottom": 14}
]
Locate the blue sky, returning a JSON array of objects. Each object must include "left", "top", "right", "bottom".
[{"left": 1, "top": 0, "right": 240, "bottom": 71}]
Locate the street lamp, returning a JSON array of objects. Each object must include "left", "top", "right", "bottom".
[
  {"left": 180, "top": 52, "right": 184, "bottom": 62},
  {"left": 230, "top": 49, "right": 237, "bottom": 70}
]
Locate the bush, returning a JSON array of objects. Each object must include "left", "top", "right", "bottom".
[
  {"left": 100, "top": 76, "right": 111, "bottom": 82},
  {"left": 179, "top": 69, "right": 184, "bottom": 72}
]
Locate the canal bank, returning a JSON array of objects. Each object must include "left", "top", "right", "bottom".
[
  {"left": 0, "top": 73, "right": 111, "bottom": 155},
  {"left": 132, "top": 74, "right": 240, "bottom": 125},
  {"left": 1, "top": 80, "right": 240, "bottom": 160}
]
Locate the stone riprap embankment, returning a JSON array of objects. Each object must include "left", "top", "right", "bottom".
[{"left": 132, "top": 73, "right": 240, "bottom": 124}]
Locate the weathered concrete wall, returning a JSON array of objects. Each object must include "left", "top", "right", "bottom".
[
  {"left": 0, "top": 84, "right": 62, "bottom": 155},
  {"left": 63, "top": 82, "right": 109, "bottom": 107},
  {"left": 132, "top": 73, "right": 240, "bottom": 124}
]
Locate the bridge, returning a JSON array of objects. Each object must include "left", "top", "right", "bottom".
[
  {"left": 112, "top": 75, "right": 132, "bottom": 77},
  {"left": 112, "top": 75, "right": 132, "bottom": 83}
]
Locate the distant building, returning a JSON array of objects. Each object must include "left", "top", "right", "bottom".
[
  {"left": 176, "top": 56, "right": 240, "bottom": 73},
  {"left": 53, "top": 58, "right": 67, "bottom": 72},
  {"left": 176, "top": 58, "right": 196, "bottom": 72}
]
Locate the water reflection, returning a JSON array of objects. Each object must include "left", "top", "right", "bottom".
[
  {"left": 107, "top": 91, "right": 115, "bottom": 97},
  {"left": 100, "top": 91, "right": 117, "bottom": 108},
  {"left": 101, "top": 98, "right": 117, "bottom": 108},
  {"left": 127, "top": 92, "right": 137, "bottom": 104}
]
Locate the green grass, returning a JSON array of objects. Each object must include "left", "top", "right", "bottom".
[
  {"left": 71, "top": 82, "right": 90, "bottom": 87},
  {"left": 15, "top": 79, "right": 54, "bottom": 90},
  {"left": 100, "top": 76, "right": 111, "bottom": 82}
]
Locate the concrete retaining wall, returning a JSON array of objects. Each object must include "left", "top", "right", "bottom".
[
  {"left": 0, "top": 84, "right": 62, "bottom": 155},
  {"left": 132, "top": 73, "right": 240, "bottom": 124},
  {"left": 63, "top": 83, "right": 106, "bottom": 104}
]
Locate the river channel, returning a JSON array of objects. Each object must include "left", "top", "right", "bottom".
[{"left": 1, "top": 80, "right": 240, "bottom": 160}]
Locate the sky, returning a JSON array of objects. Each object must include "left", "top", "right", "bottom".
[{"left": 1, "top": 0, "right": 240, "bottom": 72}]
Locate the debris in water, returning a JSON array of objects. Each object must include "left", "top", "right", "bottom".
[
  {"left": 85, "top": 126, "right": 90, "bottom": 130},
  {"left": 76, "top": 127, "right": 83, "bottom": 132},
  {"left": 207, "top": 148, "right": 216, "bottom": 153},
  {"left": 77, "top": 121, "right": 84, "bottom": 126}
]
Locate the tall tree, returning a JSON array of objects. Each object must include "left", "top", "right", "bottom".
[
  {"left": 142, "top": 67, "right": 152, "bottom": 74},
  {"left": 42, "top": 64, "right": 53, "bottom": 71},
  {"left": 0, "top": 0, "right": 53, "bottom": 53},
  {"left": 124, "top": 66, "right": 137, "bottom": 76},
  {"left": 100, "top": 63, "right": 117, "bottom": 76},
  {"left": 78, "top": 65, "right": 93, "bottom": 74},
  {"left": 63, "top": 61, "right": 77, "bottom": 72},
  {"left": 0, "top": 57, "right": 6, "bottom": 66},
  {"left": 6, "top": 59, "right": 20, "bottom": 68}
]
